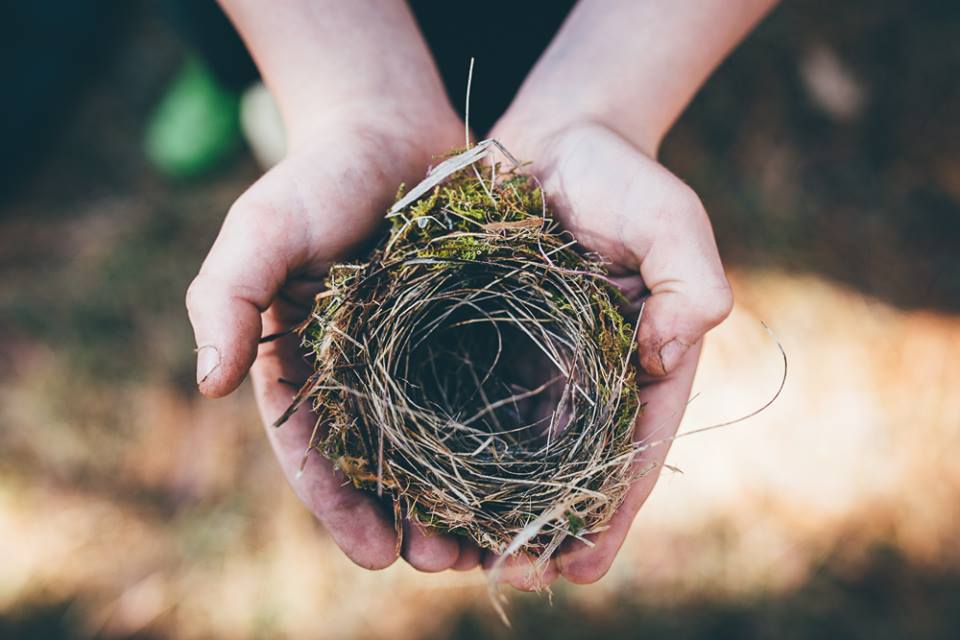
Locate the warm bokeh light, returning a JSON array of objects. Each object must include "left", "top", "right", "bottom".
[{"left": 4, "top": 273, "right": 958, "bottom": 639}]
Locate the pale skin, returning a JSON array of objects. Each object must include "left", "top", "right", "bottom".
[{"left": 186, "top": 0, "right": 778, "bottom": 587}]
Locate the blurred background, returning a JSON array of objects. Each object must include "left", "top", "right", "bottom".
[{"left": 1, "top": 1, "right": 959, "bottom": 638}]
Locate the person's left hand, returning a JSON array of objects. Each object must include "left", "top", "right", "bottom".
[{"left": 483, "top": 119, "right": 733, "bottom": 588}]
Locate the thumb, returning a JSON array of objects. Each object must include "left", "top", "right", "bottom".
[
  {"left": 538, "top": 124, "right": 733, "bottom": 377},
  {"left": 185, "top": 134, "right": 409, "bottom": 398},
  {"left": 186, "top": 189, "right": 308, "bottom": 398},
  {"left": 633, "top": 188, "right": 733, "bottom": 376}
]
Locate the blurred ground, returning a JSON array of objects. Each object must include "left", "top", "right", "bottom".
[{"left": 1, "top": 2, "right": 958, "bottom": 639}]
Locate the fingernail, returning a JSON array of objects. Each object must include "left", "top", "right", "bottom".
[
  {"left": 196, "top": 344, "right": 221, "bottom": 385},
  {"left": 658, "top": 338, "right": 689, "bottom": 374}
]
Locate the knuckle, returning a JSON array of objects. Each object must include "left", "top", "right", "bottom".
[
  {"left": 184, "top": 274, "right": 209, "bottom": 312},
  {"left": 662, "top": 180, "right": 706, "bottom": 225},
  {"left": 701, "top": 278, "right": 734, "bottom": 326},
  {"left": 228, "top": 189, "right": 268, "bottom": 221},
  {"left": 678, "top": 182, "right": 706, "bottom": 214}
]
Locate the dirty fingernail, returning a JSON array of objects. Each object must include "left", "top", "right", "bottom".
[
  {"left": 658, "top": 339, "right": 688, "bottom": 374},
  {"left": 196, "top": 344, "right": 221, "bottom": 385}
]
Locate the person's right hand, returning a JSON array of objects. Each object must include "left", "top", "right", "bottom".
[{"left": 185, "top": 98, "right": 485, "bottom": 573}]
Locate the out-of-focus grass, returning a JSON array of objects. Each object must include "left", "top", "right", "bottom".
[{"left": 1, "top": 2, "right": 959, "bottom": 639}]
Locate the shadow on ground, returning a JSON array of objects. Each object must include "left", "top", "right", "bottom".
[
  {"left": 446, "top": 545, "right": 960, "bottom": 640},
  {"left": 2, "top": 545, "right": 958, "bottom": 640}
]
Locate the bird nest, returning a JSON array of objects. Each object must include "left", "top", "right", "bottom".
[{"left": 278, "top": 145, "right": 643, "bottom": 560}]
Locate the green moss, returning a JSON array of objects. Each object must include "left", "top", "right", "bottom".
[{"left": 566, "top": 512, "right": 587, "bottom": 536}]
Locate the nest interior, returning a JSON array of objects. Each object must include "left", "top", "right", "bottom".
[{"left": 283, "top": 159, "right": 643, "bottom": 558}]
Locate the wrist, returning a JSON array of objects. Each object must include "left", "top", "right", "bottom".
[
  {"left": 490, "top": 0, "right": 777, "bottom": 160},
  {"left": 492, "top": 99, "right": 665, "bottom": 161},
  {"left": 220, "top": 0, "right": 461, "bottom": 152},
  {"left": 283, "top": 92, "right": 462, "bottom": 154},
  {"left": 491, "top": 108, "right": 663, "bottom": 172}
]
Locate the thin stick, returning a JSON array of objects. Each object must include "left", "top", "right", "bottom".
[{"left": 465, "top": 57, "right": 475, "bottom": 149}]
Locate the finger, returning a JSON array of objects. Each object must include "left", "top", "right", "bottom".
[
  {"left": 482, "top": 550, "right": 559, "bottom": 592},
  {"left": 451, "top": 539, "right": 482, "bottom": 571},
  {"left": 632, "top": 188, "right": 732, "bottom": 376},
  {"left": 186, "top": 183, "right": 311, "bottom": 398},
  {"left": 556, "top": 341, "right": 701, "bottom": 584},
  {"left": 401, "top": 520, "right": 462, "bottom": 573},
  {"left": 613, "top": 153, "right": 731, "bottom": 376},
  {"left": 252, "top": 304, "right": 399, "bottom": 570}
]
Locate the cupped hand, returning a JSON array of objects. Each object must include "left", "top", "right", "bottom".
[
  {"left": 485, "top": 120, "right": 733, "bottom": 587},
  {"left": 186, "top": 105, "right": 484, "bottom": 573},
  {"left": 186, "top": 108, "right": 730, "bottom": 584}
]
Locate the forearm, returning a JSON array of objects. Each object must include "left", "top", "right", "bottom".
[
  {"left": 217, "top": 0, "right": 454, "bottom": 144},
  {"left": 498, "top": 0, "right": 778, "bottom": 155}
]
